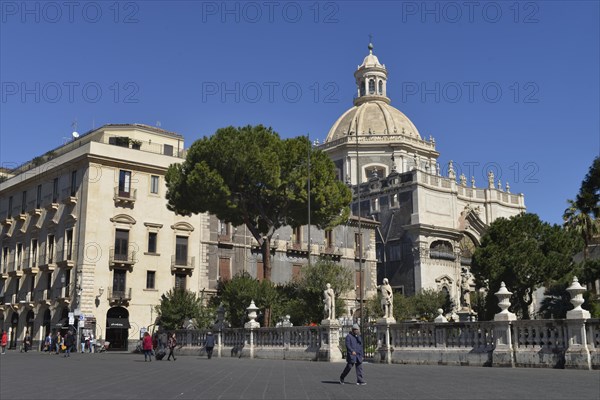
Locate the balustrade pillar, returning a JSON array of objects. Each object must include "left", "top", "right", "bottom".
[
  {"left": 564, "top": 277, "right": 592, "bottom": 370},
  {"left": 492, "top": 282, "right": 516, "bottom": 367},
  {"left": 375, "top": 319, "right": 393, "bottom": 363},
  {"left": 244, "top": 300, "right": 260, "bottom": 359},
  {"left": 318, "top": 319, "right": 343, "bottom": 362}
]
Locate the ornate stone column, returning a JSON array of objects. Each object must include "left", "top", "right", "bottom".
[
  {"left": 564, "top": 277, "right": 591, "bottom": 370},
  {"left": 492, "top": 282, "right": 516, "bottom": 367}
]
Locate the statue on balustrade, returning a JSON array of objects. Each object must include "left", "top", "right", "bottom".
[
  {"left": 323, "top": 283, "right": 335, "bottom": 320},
  {"left": 380, "top": 278, "right": 394, "bottom": 319}
]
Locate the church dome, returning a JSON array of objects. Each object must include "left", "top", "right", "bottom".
[
  {"left": 324, "top": 43, "right": 422, "bottom": 143},
  {"left": 325, "top": 100, "right": 422, "bottom": 142}
]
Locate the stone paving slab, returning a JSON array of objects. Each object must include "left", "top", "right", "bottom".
[{"left": 1, "top": 351, "right": 599, "bottom": 400}]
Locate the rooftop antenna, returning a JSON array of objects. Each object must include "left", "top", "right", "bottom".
[{"left": 71, "top": 120, "right": 79, "bottom": 140}]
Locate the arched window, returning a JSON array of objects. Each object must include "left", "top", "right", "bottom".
[
  {"left": 430, "top": 240, "right": 455, "bottom": 260},
  {"left": 368, "top": 79, "right": 375, "bottom": 95},
  {"left": 378, "top": 80, "right": 383, "bottom": 94},
  {"left": 360, "top": 83, "right": 365, "bottom": 96}
]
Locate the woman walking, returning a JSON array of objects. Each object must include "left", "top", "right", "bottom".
[
  {"left": 167, "top": 333, "right": 177, "bottom": 361},
  {"left": 1, "top": 330, "right": 7, "bottom": 354},
  {"left": 142, "top": 332, "right": 153, "bottom": 362}
]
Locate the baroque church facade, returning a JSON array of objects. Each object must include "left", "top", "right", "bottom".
[{"left": 319, "top": 43, "right": 526, "bottom": 316}]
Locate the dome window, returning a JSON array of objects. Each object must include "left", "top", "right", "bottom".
[
  {"left": 368, "top": 79, "right": 375, "bottom": 95},
  {"left": 378, "top": 80, "right": 383, "bottom": 94}
]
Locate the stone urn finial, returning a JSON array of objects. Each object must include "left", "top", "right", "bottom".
[
  {"left": 494, "top": 282, "right": 516, "bottom": 321},
  {"left": 566, "top": 276, "right": 591, "bottom": 319},
  {"left": 434, "top": 308, "right": 448, "bottom": 323},
  {"left": 245, "top": 300, "right": 260, "bottom": 328}
]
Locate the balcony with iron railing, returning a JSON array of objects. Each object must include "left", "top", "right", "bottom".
[
  {"left": 108, "top": 287, "right": 132, "bottom": 305},
  {"left": 286, "top": 241, "right": 309, "bottom": 254},
  {"left": 7, "top": 259, "right": 23, "bottom": 278},
  {"left": 113, "top": 187, "right": 137, "bottom": 205},
  {"left": 319, "top": 244, "right": 342, "bottom": 258},
  {"left": 56, "top": 286, "right": 71, "bottom": 305},
  {"left": 56, "top": 249, "right": 75, "bottom": 269},
  {"left": 22, "top": 255, "right": 39, "bottom": 275},
  {"left": 17, "top": 292, "right": 35, "bottom": 308},
  {"left": 0, "top": 213, "right": 14, "bottom": 226},
  {"left": 430, "top": 250, "right": 457, "bottom": 261},
  {"left": 62, "top": 187, "right": 78, "bottom": 205},
  {"left": 37, "top": 289, "right": 53, "bottom": 306},
  {"left": 171, "top": 255, "right": 195, "bottom": 274},
  {"left": 109, "top": 248, "right": 137, "bottom": 270},
  {"left": 38, "top": 251, "right": 57, "bottom": 272}
]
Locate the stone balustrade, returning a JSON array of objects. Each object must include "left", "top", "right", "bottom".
[
  {"left": 170, "top": 318, "right": 598, "bottom": 369},
  {"left": 168, "top": 279, "right": 598, "bottom": 369}
]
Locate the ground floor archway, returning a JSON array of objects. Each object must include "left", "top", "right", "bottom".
[{"left": 106, "top": 307, "right": 130, "bottom": 351}]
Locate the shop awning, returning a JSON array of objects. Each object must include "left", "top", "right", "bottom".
[{"left": 106, "top": 318, "right": 130, "bottom": 329}]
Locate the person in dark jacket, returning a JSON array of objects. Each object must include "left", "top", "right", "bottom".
[
  {"left": 339, "top": 324, "right": 366, "bottom": 385},
  {"left": 167, "top": 333, "right": 177, "bottom": 361},
  {"left": 204, "top": 332, "right": 215, "bottom": 359},
  {"left": 63, "top": 331, "right": 75, "bottom": 357}
]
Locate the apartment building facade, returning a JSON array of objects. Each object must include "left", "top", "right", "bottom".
[{"left": 0, "top": 124, "right": 377, "bottom": 350}]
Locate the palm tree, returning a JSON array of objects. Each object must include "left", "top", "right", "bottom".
[{"left": 563, "top": 199, "right": 599, "bottom": 292}]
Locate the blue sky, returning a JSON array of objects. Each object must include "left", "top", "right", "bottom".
[{"left": 1, "top": 0, "right": 598, "bottom": 225}]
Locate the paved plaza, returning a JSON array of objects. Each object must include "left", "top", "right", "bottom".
[{"left": 1, "top": 351, "right": 599, "bottom": 400}]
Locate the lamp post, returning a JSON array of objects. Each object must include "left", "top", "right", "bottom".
[
  {"left": 355, "top": 123, "right": 364, "bottom": 338},
  {"left": 307, "top": 133, "right": 311, "bottom": 268}
]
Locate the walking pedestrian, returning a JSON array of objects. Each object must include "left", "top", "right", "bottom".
[
  {"left": 1, "top": 330, "right": 7, "bottom": 354},
  {"left": 54, "top": 332, "right": 62, "bottom": 354},
  {"left": 167, "top": 333, "right": 177, "bottom": 361},
  {"left": 23, "top": 330, "right": 32, "bottom": 352},
  {"left": 64, "top": 331, "right": 75, "bottom": 357},
  {"left": 159, "top": 330, "right": 168, "bottom": 351},
  {"left": 44, "top": 332, "right": 52, "bottom": 352},
  {"left": 339, "top": 324, "right": 366, "bottom": 385},
  {"left": 142, "top": 332, "right": 153, "bottom": 362},
  {"left": 204, "top": 332, "right": 215, "bottom": 359},
  {"left": 89, "top": 333, "right": 95, "bottom": 353}
]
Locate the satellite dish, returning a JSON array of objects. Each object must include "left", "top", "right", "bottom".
[{"left": 72, "top": 131, "right": 79, "bottom": 138}]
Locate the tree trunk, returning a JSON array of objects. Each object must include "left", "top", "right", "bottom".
[
  {"left": 262, "top": 238, "right": 272, "bottom": 281},
  {"left": 261, "top": 237, "right": 272, "bottom": 327}
]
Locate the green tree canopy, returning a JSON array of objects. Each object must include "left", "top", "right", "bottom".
[
  {"left": 471, "top": 213, "right": 579, "bottom": 320},
  {"left": 288, "top": 257, "right": 354, "bottom": 325},
  {"left": 210, "top": 272, "right": 281, "bottom": 328},
  {"left": 155, "top": 289, "right": 203, "bottom": 331},
  {"left": 365, "top": 288, "right": 452, "bottom": 322},
  {"left": 165, "top": 125, "right": 352, "bottom": 283}
]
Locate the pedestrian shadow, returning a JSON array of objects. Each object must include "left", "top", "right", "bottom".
[{"left": 321, "top": 380, "right": 344, "bottom": 385}]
